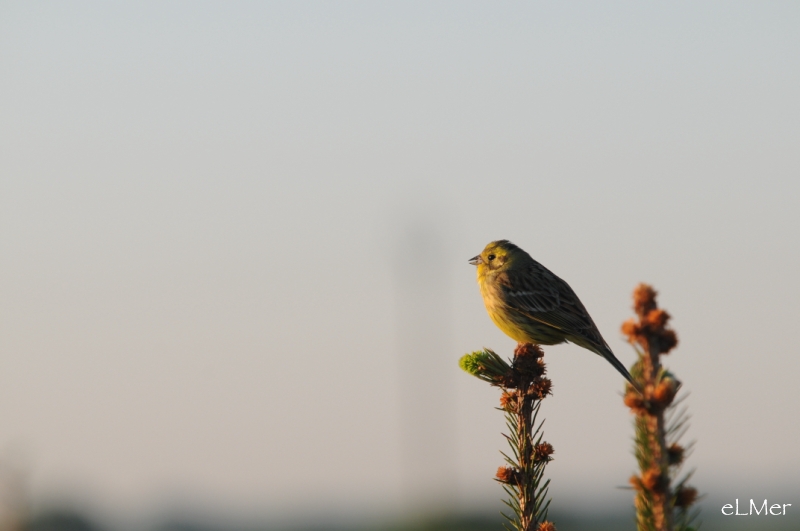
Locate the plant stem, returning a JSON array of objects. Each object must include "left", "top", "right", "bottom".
[{"left": 623, "top": 284, "right": 698, "bottom": 531}]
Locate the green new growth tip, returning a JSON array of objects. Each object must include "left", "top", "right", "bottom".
[
  {"left": 459, "top": 349, "right": 512, "bottom": 384},
  {"left": 459, "top": 351, "right": 488, "bottom": 376}
]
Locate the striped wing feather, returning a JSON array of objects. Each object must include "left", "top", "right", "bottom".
[{"left": 497, "top": 262, "right": 608, "bottom": 350}]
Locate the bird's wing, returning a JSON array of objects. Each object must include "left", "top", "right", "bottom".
[
  {"left": 498, "top": 264, "right": 606, "bottom": 346},
  {"left": 498, "top": 261, "right": 636, "bottom": 387}
]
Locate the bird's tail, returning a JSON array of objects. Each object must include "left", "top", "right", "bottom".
[{"left": 598, "top": 345, "right": 642, "bottom": 394}]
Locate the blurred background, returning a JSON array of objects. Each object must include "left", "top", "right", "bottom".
[{"left": 1, "top": 2, "right": 799, "bottom": 530}]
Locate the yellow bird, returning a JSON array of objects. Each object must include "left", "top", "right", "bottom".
[{"left": 470, "top": 239, "right": 635, "bottom": 387}]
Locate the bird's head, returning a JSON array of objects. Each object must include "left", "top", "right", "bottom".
[{"left": 469, "top": 240, "right": 531, "bottom": 278}]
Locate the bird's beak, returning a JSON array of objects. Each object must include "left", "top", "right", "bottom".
[{"left": 468, "top": 255, "right": 483, "bottom": 266}]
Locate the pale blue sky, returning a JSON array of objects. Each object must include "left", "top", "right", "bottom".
[{"left": 1, "top": 1, "right": 799, "bottom": 525}]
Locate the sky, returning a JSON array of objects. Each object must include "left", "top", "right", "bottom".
[{"left": 1, "top": 1, "right": 799, "bottom": 525}]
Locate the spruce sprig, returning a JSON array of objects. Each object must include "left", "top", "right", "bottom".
[
  {"left": 622, "top": 284, "right": 700, "bottom": 531},
  {"left": 460, "top": 344, "right": 555, "bottom": 531}
]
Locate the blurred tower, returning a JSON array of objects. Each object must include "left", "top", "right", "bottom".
[
  {"left": 0, "top": 450, "right": 27, "bottom": 531},
  {"left": 394, "top": 223, "right": 456, "bottom": 514}
]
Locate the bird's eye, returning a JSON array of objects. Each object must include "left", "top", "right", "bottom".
[{"left": 487, "top": 254, "right": 496, "bottom": 261}]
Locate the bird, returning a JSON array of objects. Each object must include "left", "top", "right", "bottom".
[{"left": 469, "top": 239, "right": 636, "bottom": 387}]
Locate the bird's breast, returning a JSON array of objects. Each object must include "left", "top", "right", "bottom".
[{"left": 479, "top": 277, "right": 512, "bottom": 320}]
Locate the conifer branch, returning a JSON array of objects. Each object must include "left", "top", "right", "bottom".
[
  {"left": 622, "top": 284, "right": 700, "bottom": 531},
  {"left": 460, "top": 344, "right": 556, "bottom": 531}
]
